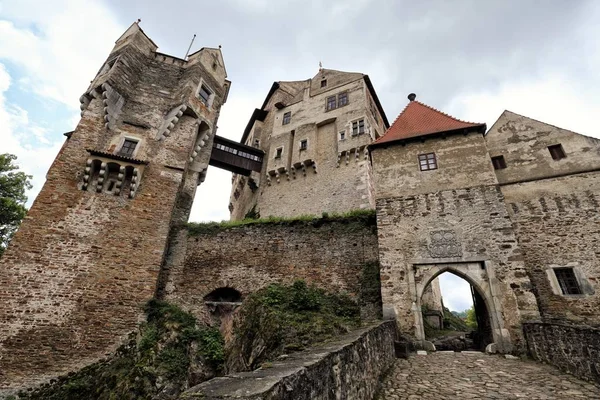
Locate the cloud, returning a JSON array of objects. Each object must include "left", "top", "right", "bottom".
[{"left": 438, "top": 272, "right": 473, "bottom": 312}]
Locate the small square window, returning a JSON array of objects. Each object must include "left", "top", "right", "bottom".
[
  {"left": 339, "top": 131, "right": 346, "bottom": 140},
  {"left": 326, "top": 96, "right": 337, "bottom": 111},
  {"left": 491, "top": 155, "right": 507, "bottom": 170},
  {"left": 548, "top": 144, "right": 566, "bottom": 160},
  {"left": 418, "top": 153, "right": 437, "bottom": 171},
  {"left": 554, "top": 268, "right": 582, "bottom": 295},
  {"left": 338, "top": 92, "right": 348, "bottom": 107},
  {"left": 300, "top": 139, "right": 308, "bottom": 150},
  {"left": 282, "top": 112, "right": 291, "bottom": 125},
  {"left": 198, "top": 84, "right": 212, "bottom": 106},
  {"left": 275, "top": 147, "right": 283, "bottom": 159},
  {"left": 119, "top": 139, "right": 138, "bottom": 157},
  {"left": 321, "top": 79, "right": 327, "bottom": 88}
]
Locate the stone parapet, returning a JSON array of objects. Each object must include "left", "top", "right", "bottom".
[
  {"left": 523, "top": 322, "right": 600, "bottom": 384},
  {"left": 181, "top": 320, "right": 396, "bottom": 399}
]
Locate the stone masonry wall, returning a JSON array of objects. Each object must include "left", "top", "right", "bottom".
[
  {"left": 523, "top": 322, "right": 600, "bottom": 384},
  {"left": 163, "top": 216, "right": 380, "bottom": 323},
  {"left": 501, "top": 171, "right": 600, "bottom": 325},
  {"left": 181, "top": 321, "right": 396, "bottom": 400}
]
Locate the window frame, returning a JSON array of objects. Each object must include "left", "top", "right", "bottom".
[
  {"left": 274, "top": 147, "right": 283, "bottom": 159},
  {"left": 352, "top": 119, "right": 365, "bottom": 136},
  {"left": 338, "top": 91, "right": 348, "bottom": 107},
  {"left": 282, "top": 111, "right": 292, "bottom": 125},
  {"left": 553, "top": 267, "right": 582, "bottom": 295},
  {"left": 299, "top": 139, "right": 308, "bottom": 151},
  {"left": 198, "top": 83, "right": 213, "bottom": 107},
  {"left": 339, "top": 131, "right": 346, "bottom": 141},
  {"left": 491, "top": 155, "right": 507, "bottom": 170},
  {"left": 418, "top": 152, "right": 438, "bottom": 171},
  {"left": 326, "top": 95, "right": 337, "bottom": 111},
  {"left": 548, "top": 144, "right": 566, "bottom": 160},
  {"left": 320, "top": 79, "right": 327, "bottom": 88},
  {"left": 118, "top": 138, "right": 139, "bottom": 157}
]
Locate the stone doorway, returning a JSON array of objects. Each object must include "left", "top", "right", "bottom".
[{"left": 411, "top": 262, "right": 512, "bottom": 353}]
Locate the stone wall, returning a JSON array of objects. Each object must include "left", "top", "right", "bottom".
[
  {"left": 181, "top": 321, "right": 396, "bottom": 399},
  {"left": 163, "top": 215, "right": 380, "bottom": 323},
  {"left": 421, "top": 277, "right": 444, "bottom": 314},
  {"left": 502, "top": 171, "right": 600, "bottom": 325},
  {"left": 523, "top": 322, "right": 600, "bottom": 384}
]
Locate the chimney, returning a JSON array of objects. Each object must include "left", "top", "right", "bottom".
[{"left": 408, "top": 93, "right": 416, "bottom": 102}]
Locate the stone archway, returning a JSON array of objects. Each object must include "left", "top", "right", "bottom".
[{"left": 411, "top": 262, "right": 513, "bottom": 353}]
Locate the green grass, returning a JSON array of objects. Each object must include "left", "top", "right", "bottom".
[{"left": 187, "top": 209, "right": 376, "bottom": 235}]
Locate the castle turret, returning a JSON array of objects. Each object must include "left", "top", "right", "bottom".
[{"left": 0, "top": 22, "right": 230, "bottom": 391}]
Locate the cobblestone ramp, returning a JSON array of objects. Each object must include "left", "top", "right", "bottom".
[{"left": 378, "top": 352, "right": 600, "bottom": 399}]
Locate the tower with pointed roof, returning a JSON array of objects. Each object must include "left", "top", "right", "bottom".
[
  {"left": 0, "top": 23, "right": 230, "bottom": 390},
  {"left": 229, "top": 68, "right": 389, "bottom": 219}
]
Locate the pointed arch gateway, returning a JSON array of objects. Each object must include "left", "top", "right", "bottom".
[{"left": 411, "top": 262, "right": 513, "bottom": 353}]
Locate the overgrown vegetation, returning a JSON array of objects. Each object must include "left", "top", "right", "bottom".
[
  {"left": 226, "top": 280, "right": 361, "bottom": 372},
  {"left": 423, "top": 305, "right": 471, "bottom": 339},
  {"left": 15, "top": 300, "right": 224, "bottom": 400},
  {"left": 187, "top": 209, "right": 376, "bottom": 236}
]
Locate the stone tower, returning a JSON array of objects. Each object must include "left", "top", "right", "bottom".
[
  {"left": 229, "top": 69, "right": 389, "bottom": 220},
  {"left": 0, "top": 23, "right": 229, "bottom": 391}
]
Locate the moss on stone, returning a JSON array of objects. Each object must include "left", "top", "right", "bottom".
[
  {"left": 187, "top": 209, "right": 376, "bottom": 236},
  {"left": 225, "top": 280, "right": 361, "bottom": 372},
  {"left": 15, "top": 300, "right": 224, "bottom": 400}
]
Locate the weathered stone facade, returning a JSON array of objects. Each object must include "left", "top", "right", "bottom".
[
  {"left": 0, "top": 23, "right": 229, "bottom": 392},
  {"left": 164, "top": 216, "right": 380, "bottom": 324},
  {"left": 229, "top": 69, "right": 389, "bottom": 220}
]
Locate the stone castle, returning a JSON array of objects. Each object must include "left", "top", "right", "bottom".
[{"left": 1, "top": 23, "right": 599, "bottom": 394}]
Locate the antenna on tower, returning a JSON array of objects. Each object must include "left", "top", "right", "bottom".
[{"left": 184, "top": 34, "right": 196, "bottom": 60}]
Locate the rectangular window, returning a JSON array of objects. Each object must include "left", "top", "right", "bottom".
[
  {"left": 352, "top": 119, "right": 365, "bottom": 136},
  {"left": 198, "top": 84, "right": 212, "bottom": 106},
  {"left": 339, "top": 131, "right": 346, "bottom": 140},
  {"left": 548, "top": 144, "right": 566, "bottom": 160},
  {"left": 275, "top": 147, "right": 283, "bottom": 159},
  {"left": 418, "top": 153, "right": 437, "bottom": 171},
  {"left": 282, "top": 111, "right": 291, "bottom": 125},
  {"left": 300, "top": 139, "right": 308, "bottom": 150},
  {"left": 119, "top": 139, "right": 138, "bottom": 157},
  {"left": 554, "top": 268, "right": 582, "bottom": 295},
  {"left": 321, "top": 79, "right": 327, "bottom": 88},
  {"left": 491, "top": 155, "right": 507, "bottom": 170},
  {"left": 338, "top": 92, "right": 348, "bottom": 107},
  {"left": 326, "top": 95, "right": 337, "bottom": 111}
]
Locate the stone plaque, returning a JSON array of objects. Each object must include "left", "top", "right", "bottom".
[{"left": 428, "top": 230, "right": 462, "bottom": 258}]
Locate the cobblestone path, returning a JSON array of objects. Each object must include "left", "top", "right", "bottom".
[{"left": 378, "top": 351, "right": 600, "bottom": 399}]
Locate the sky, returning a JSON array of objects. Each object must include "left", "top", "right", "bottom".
[{"left": 1, "top": 0, "right": 599, "bottom": 312}]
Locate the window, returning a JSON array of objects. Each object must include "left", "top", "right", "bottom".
[
  {"left": 352, "top": 119, "right": 365, "bottom": 136},
  {"left": 418, "top": 153, "right": 437, "bottom": 171},
  {"left": 198, "top": 84, "right": 212, "bottom": 106},
  {"left": 321, "top": 79, "right": 327, "bottom": 88},
  {"left": 119, "top": 139, "right": 138, "bottom": 157},
  {"left": 300, "top": 139, "right": 308, "bottom": 150},
  {"left": 554, "top": 268, "right": 582, "bottom": 295},
  {"left": 275, "top": 147, "right": 283, "bottom": 159},
  {"left": 338, "top": 92, "right": 348, "bottom": 107},
  {"left": 339, "top": 131, "right": 346, "bottom": 140},
  {"left": 326, "top": 96, "right": 336, "bottom": 111},
  {"left": 282, "top": 111, "right": 291, "bottom": 125},
  {"left": 491, "top": 155, "right": 507, "bottom": 170},
  {"left": 548, "top": 144, "right": 566, "bottom": 160},
  {"left": 253, "top": 139, "right": 260, "bottom": 148}
]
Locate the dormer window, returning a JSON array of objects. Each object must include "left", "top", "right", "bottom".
[
  {"left": 198, "top": 84, "right": 213, "bottom": 106},
  {"left": 118, "top": 139, "right": 138, "bottom": 157}
]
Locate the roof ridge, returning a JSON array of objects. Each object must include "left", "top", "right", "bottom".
[{"left": 413, "top": 100, "right": 482, "bottom": 126}]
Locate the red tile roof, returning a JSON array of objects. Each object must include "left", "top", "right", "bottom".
[{"left": 373, "top": 100, "right": 485, "bottom": 145}]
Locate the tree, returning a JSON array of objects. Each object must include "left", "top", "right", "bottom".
[
  {"left": 465, "top": 306, "right": 478, "bottom": 330},
  {"left": 0, "top": 153, "right": 32, "bottom": 257}
]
